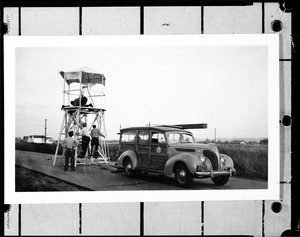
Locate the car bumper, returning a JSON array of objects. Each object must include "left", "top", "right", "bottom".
[{"left": 195, "top": 168, "right": 236, "bottom": 178}]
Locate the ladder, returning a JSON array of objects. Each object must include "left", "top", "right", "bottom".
[{"left": 52, "top": 106, "right": 110, "bottom": 167}]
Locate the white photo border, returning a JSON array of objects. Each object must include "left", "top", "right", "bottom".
[{"left": 5, "top": 34, "right": 279, "bottom": 204}]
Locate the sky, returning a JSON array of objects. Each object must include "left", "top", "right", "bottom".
[{"left": 15, "top": 42, "right": 269, "bottom": 141}]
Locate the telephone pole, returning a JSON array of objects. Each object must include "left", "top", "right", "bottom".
[
  {"left": 214, "top": 128, "right": 217, "bottom": 143},
  {"left": 44, "top": 119, "right": 47, "bottom": 143}
]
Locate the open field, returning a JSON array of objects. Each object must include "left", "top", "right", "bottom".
[
  {"left": 217, "top": 144, "right": 268, "bottom": 180},
  {"left": 15, "top": 141, "right": 267, "bottom": 180}
]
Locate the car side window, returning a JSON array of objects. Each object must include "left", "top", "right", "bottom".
[
  {"left": 121, "top": 131, "right": 136, "bottom": 142},
  {"left": 168, "top": 133, "right": 178, "bottom": 144},
  {"left": 167, "top": 133, "right": 195, "bottom": 144},
  {"left": 151, "top": 132, "right": 166, "bottom": 144},
  {"left": 138, "top": 131, "right": 149, "bottom": 144}
]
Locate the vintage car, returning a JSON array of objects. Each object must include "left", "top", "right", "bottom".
[{"left": 116, "top": 125, "right": 236, "bottom": 187}]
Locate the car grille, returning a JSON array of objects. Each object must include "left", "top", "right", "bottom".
[{"left": 203, "top": 150, "right": 218, "bottom": 170}]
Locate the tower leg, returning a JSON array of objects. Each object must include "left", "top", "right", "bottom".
[
  {"left": 102, "top": 112, "right": 110, "bottom": 159},
  {"left": 53, "top": 114, "right": 66, "bottom": 166},
  {"left": 74, "top": 147, "right": 78, "bottom": 167}
]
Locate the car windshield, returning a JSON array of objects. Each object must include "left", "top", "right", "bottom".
[{"left": 167, "top": 132, "right": 195, "bottom": 144}]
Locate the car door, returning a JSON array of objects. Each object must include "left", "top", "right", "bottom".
[
  {"left": 149, "top": 131, "right": 168, "bottom": 170},
  {"left": 136, "top": 130, "right": 150, "bottom": 168}
]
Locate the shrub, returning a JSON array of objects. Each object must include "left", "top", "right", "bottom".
[
  {"left": 16, "top": 140, "right": 119, "bottom": 160},
  {"left": 107, "top": 143, "right": 120, "bottom": 161},
  {"left": 15, "top": 140, "right": 64, "bottom": 155}
]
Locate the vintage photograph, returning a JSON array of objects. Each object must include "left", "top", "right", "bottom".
[{"left": 5, "top": 35, "right": 279, "bottom": 203}]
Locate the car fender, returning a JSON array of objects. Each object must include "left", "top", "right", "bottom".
[
  {"left": 164, "top": 153, "right": 199, "bottom": 175},
  {"left": 117, "top": 150, "right": 139, "bottom": 169},
  {"left": 219, "top": 153, "right": 234, "bottom": 168}
]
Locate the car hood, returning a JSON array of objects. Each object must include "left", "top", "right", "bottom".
[{"left": 170, "top": 143, "right": 219, "bottom": 154}]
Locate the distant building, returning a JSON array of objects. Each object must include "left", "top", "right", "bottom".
[
  {"left": 240, "top": 141, "right": 247, "bottom": 145},
  {"left": 26, "top": 135, "right": 54, "bottom": 144},
  {"left": 260, "top": 138, "right": 268, "bottom": 145}
]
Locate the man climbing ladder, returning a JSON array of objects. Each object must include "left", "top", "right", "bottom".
[{"left": 90, "top": 125, "right": 105, "bottom": 158}]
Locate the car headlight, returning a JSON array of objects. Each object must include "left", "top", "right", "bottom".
[
  {"left": 200, "top": 154, "right": 206, "bottom": 165},
  {"left": 220, "top": 157, "right": 226, "bottom": 165}
]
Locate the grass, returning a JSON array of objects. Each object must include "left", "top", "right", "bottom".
[
  {"left": 16, "top": 165, "right": 91, "bottom": 191},
  {"left": 15, "top": 141, "right": 267, "bottom": 180},
  {"left": 216, "top": 144, "right": 268, "bottom": 180}
]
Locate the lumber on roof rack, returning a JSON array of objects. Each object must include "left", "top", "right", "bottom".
[{"left": 171, "top": 123, "right": 208, "bottom": 129}]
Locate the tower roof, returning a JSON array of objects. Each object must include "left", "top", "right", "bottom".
[{"left": 59, "top": 66, "right": 106, "bottom": 88}]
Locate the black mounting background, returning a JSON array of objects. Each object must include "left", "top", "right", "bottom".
[{"left": 0, "top": 1, "right": 298, "bottom": 236}]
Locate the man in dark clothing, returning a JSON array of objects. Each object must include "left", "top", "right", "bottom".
[
  {"left": 61, "top": 95, "right": 93, "bottom": 111},
  {"left": 70, "top": 96, "right": 93, "bottom": 107},
  {"left": 90, "top": 125, "right": 105, "bottom": 158},
  {"left": 78, "top": 122, "right": 90, "bottom": 158}
]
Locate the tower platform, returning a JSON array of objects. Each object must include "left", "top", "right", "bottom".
[{"left": 61, "top": 106, "right": 106, "bottom": 114}]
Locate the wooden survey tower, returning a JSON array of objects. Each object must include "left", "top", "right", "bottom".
[{"left": 53, "top": 67, "right": 109, "bottom": 166}]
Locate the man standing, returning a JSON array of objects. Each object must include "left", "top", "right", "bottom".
[
  {"left": 80, "top": 122, "right": 90, "bottom": 158},
  {"left": 60, "top": 131, "right": 79, "bottom": 171},
  {"left": 90, "top": 125, "right": 105, "bottom": 158}
]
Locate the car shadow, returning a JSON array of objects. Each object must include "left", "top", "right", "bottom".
[{"left": 118, "top": 171, "right": 223, "bottom": 190}]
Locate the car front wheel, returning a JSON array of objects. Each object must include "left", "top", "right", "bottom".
[
  {"left": 174, "top": 163, "right": 193, "bottom": 187},
  {"left": 124, "top": 158, "right": 136, "bottom": 177},
  {"left": 212, "top": 175, "right": 229, "bottom": 185}
]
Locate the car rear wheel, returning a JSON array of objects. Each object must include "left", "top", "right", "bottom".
[
  {"left": 212, "top": 175, "right": 229, "bottom": 185},
  {"left": 174, "top": 163, "right": 193, "bottom": 187},
  {"left": 124, "top": 158, "right": 136, "bottom": 177}
]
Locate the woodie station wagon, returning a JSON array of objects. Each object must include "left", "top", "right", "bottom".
[{"left": 116, "top": 124, "right": 236, "bottom": 187}]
